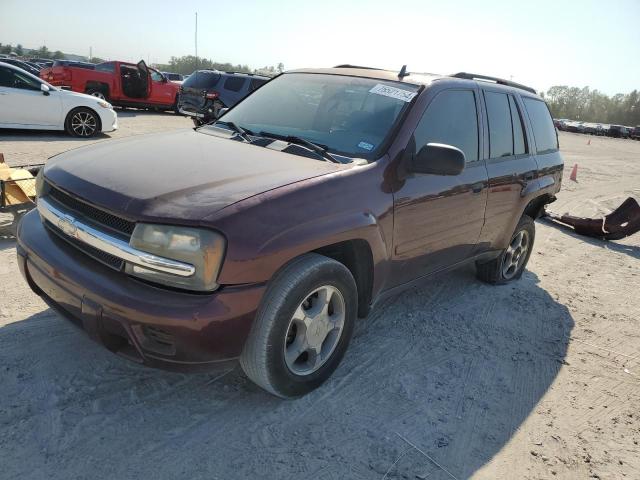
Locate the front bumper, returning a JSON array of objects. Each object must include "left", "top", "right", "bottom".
[
  {"left": 16, "top": 210, "right": 265, "bottom": 372},
  {"left": 97, "top": 108, "right": 118, "bottom": 133}
]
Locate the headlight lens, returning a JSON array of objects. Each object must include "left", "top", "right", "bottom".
[
  {"left": 125, "top": 224, "right": 226, "bottom": 292},
  {"left": 97, "top": 100, "right": 111, "bottom": 109},
  {"left": 35, "top": 168, "right": 45, "bottom": 197}
]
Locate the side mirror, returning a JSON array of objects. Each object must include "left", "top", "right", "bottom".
[
  {"left": 40, "top": 83, "right": 50, "bottom": 96},
  {"left": 411, "top": 143, "right": 466, "bottom": 176}
]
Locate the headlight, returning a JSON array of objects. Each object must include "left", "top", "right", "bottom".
[
  {"left": 125, "top": 224, "right": 226, "bottom": 292},
  {"left": 97, "top": 100, "right": 111, "bottom": 109},
  {"left": 35, "top": 168, "right": 45, "bottom": 197}
]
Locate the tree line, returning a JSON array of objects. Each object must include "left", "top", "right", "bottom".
[
  {"left": 154, "top": 55, "right": 284, "bottom": 77},
  {"left": 541, "top": 86, "right": 639, "bottom": 126}
]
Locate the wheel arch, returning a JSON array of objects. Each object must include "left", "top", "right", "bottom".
[
  {"left": 84, "top": 81, "right": 110, "bottom": 98},
  {"left": 313, "top": 239, "right": 374, "bottom": 318}
]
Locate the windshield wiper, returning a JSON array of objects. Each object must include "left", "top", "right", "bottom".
[
  {"left": 258, "top": 131, "right": 341, "bottom": 163},
  {"left": 214, "top": 121, "right": 253, "bottom": 142}
]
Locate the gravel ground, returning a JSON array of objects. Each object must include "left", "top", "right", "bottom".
[{"left": 0, "top": 122, "right": 638, "bottom": 480}]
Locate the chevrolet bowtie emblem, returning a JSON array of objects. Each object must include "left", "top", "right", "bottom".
[{"left": 57, "top": 215, "right": 78, "bottom": 237}]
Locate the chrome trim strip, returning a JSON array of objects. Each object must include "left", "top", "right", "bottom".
[{"left": 37, "top": 197, "right": 196, "bottom": 277}]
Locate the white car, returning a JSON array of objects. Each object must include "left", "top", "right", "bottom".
[{"left": 0, "top": 61, "right": 118, "bottom": 137}]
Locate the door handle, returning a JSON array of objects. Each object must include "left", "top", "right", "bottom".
[{"left": 471, "top": 182, "right": 484, "bottom": 194}]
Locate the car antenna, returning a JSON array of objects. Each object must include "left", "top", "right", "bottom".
[{"left": 398, "top": 65, "right": 409, "bottom": 79}]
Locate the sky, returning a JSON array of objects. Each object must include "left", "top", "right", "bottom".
[{"left": 1, "top": 0, "right": 639, "bottom": 95}]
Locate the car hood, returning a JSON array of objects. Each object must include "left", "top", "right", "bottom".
[{"left": 44, "top": 129, "right": 345, "bottom": 222}]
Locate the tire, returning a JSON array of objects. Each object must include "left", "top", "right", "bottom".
[
  {"left": 64, "top": 107, "right": 101, "bottom": 138},
  {"left": 476, "top": 215, "right": 535, "bottom": 284},
  {"left": 87, "top": 89, "right": 108, "bottom": 102},
  {"left": 240, "top": 253, "right": 358, "bottom": 398}
]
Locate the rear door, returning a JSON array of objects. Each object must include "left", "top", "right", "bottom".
[
  {"left": 0, "top": 65, "right": 62, "bottom": 127},
  {"left": 391, "top": 86, "right": 489, "bottom": 286},
  {"left": 476, "top": 88, "right": 539, "bottom": 250},
  {"left": 220, "top": 75, "right": 247, "bottom": 107}
]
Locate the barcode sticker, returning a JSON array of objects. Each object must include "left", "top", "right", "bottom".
[{"left": 369, "top": 84, "right": 417, "bottom": 103}]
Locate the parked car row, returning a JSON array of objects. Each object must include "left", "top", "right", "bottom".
[{"left": 554, "top": 118, "right": 639, "bottom": 139}]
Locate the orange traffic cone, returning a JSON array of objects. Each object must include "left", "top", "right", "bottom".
[{"left": 570, "top": 163, "right": 578, "bottom": 182}]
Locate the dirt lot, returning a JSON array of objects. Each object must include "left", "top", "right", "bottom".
[{"left": 0, "top": 120, "right": 638, "bottom": 479}]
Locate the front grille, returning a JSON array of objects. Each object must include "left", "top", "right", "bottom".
[
  {"left": 47, "top": 183, "right": 135, "bottom": 237},
  {"left": 44, "top": 219, "right": 124, "bottom": 271}
]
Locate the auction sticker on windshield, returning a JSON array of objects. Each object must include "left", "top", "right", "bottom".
[{"left": 369, "top": 84, "right": 417, "bottom": 102}]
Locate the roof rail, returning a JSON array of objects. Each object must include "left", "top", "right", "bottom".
[
  {"left": 333, "top": 64, "right": 383, "bottom": 70},
  {"left": 451, "top": 72, "right": 536, "bottom": 94}
]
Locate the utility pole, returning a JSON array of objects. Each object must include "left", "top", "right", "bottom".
[
  {"left": 195, "top": 12, "right": 198, "bottom": 71},
  {"left": 89, "top": 46, "right": 92, "bottom": 62}
]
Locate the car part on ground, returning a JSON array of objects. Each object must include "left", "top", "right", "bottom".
[
  {"left": 544, "top": 197, "right": 640, "bottom": 240},
  {"left": 0, "top": 153, "right": 41, "bottom": 235}
]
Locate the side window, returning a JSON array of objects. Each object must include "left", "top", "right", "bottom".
[
  {"left": 0, "top": 67, "right": 14, "bottom": 87},
  {"left": 509, "top": 96, "right": 527, "bottom": 155},
  {"left": 414, "top": 90, "right": 478, "bottom": 162},
  {"left": 223, "top": 76, "right": 245, "bottom": 92},
  {"left": 523, "top": 98, "right": 558, "bottom": 153},
  {"left": 250, "top": 78, "right": 267, "bottom": 91},
  {"left": 485, "top": 91, "right": 513, "bottom": 158},
  {"left": 96, "top": 63, "right": 115, "bottom": 73},
  {"left": 150, "top": 71, "right": 163, "bottom": 82}
]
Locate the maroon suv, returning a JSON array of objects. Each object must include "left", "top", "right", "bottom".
[{"left": 17, "top": 67, "right": 563, "bottom": 398}]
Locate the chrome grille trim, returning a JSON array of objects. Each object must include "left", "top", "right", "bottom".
[{"left": 38, "top": 196, "right": 196, "bottom": 278}]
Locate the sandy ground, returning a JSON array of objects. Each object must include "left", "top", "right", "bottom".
[{"left": 0, "top": 123, "right": 638, "bottom": 480}]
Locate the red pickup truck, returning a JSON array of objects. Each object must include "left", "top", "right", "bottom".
[{"left": 40, "top": 60, "right": 180, "bottom": 111}]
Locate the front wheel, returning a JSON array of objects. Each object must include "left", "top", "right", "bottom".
[
  {"left": 476, "top": 215, "right": 535, "bottom": 284},
  {"left": 64, "top": 107, "right": 101, "bottom": 137},
  {"left": 240, "top": 253, "right": 357, "bottom": 398}
]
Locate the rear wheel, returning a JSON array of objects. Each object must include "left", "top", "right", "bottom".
[
  {"left": 64, "top": 107, "right": 101, "bottom": 137},
  {"left": 240, "top": 253, "right": 357, "bottom": 398},
  {"left": 476, "top": 215, "right": 535, "bottom": 284},
  {"left": 87, "top": 89, "right": 108, "bottom": 102}
]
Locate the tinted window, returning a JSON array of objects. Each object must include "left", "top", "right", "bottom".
[
  {"left": 523, "top": 98, "right": 558, "bottom": 153},
  {"left": 509, "top": 96, "right": 527, "bottom": 155},
  {"left": 250, "top": 78, "right": 267, "bottom": 91},
  {"left": 485, "top": 91, "right": 513, "bottom": 158},
  {"left": 414, "top": 89, "right": 478, "bottom": 162},
  {"left": 182, "top": 71, "right": 221, "bottom": 89},
  {"left": 96, "top": 62, "right": 115, "bottom": 73},
  {"left": 223, "top": 76, "right": 245, "bottom": 92},
  {"left": 0, "top": 66, "right": 13, "bottom": 87}
]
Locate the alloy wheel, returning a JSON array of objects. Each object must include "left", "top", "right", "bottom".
[
  {"left": 283, "top": 285, "right": 346, "bottom": 375},
  {"left": 502, "top": 230, "right": 530, "bottom": 279},
  {"left": 70, "top": 111, "right": 97, "bottom": 137}
]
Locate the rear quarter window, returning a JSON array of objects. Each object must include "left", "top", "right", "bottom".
[
  {"left": 250, "top": 78, "right": 268, "bottom": 91},
  {"left": 223, "top": 76, "right": 246, "bottom": 92},
  {"left": 523, "top": 98, "right": 558, "bottom": 154}
]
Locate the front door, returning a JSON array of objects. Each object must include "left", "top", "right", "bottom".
[
  {"left": 391, "top": 88, "right": 488, "bottom": 287},
  {"left": 0, "top": 65, "right": 61, "bottom": 127}
]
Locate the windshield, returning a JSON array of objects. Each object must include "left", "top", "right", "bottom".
[{"left": 212, "top": 72, "right": 420, "bottom": 158}]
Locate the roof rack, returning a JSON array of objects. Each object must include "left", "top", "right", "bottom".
[{"left": 451, "top": 72, "right": 536, "bottom": 94}]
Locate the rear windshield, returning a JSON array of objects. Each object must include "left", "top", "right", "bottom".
[
  {"left": 183, "top": 71, "right": 221, "bottom": 89},
  {"left": 217, "top": 72, "right": 420, "bottom": 158}
]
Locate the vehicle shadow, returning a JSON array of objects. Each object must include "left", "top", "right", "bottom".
[
  {"left": 540, "top": 216, "right": 640, "bottom": 260},
  {"left": 0, "top": 266, "right": 573, "bottom": 479}
]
